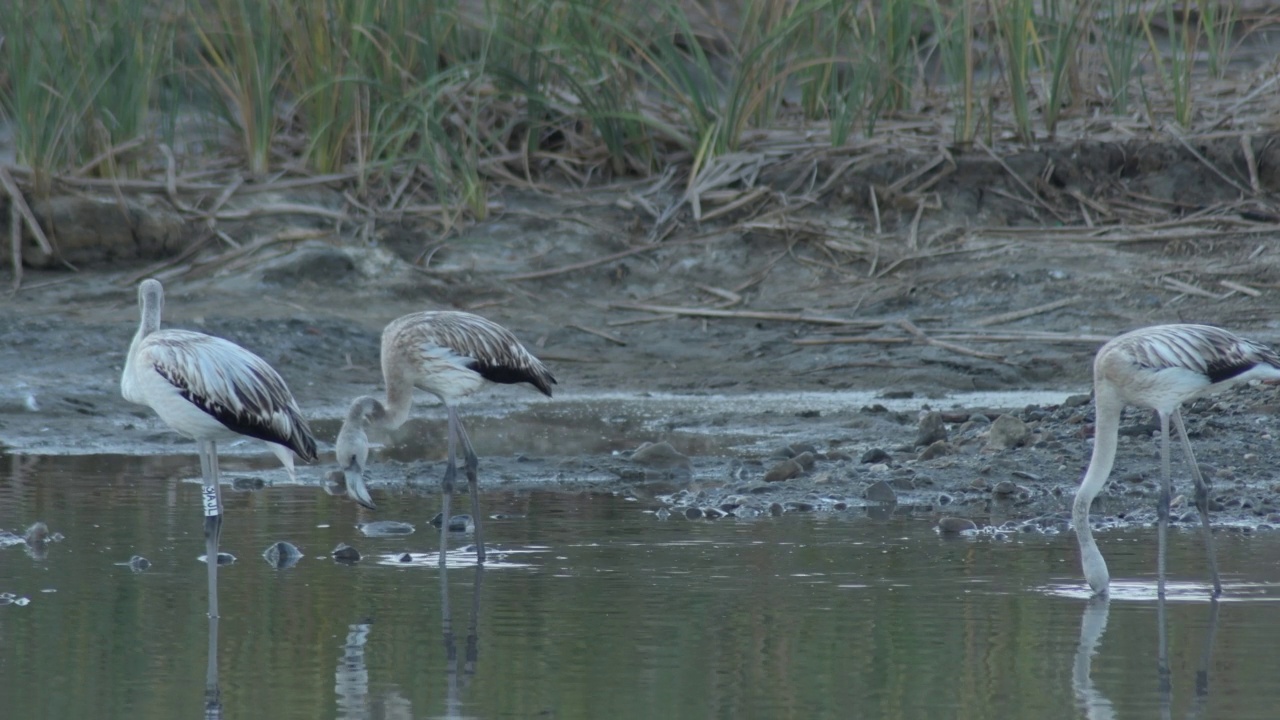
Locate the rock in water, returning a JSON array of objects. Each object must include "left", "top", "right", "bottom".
[{"left": 263, "top": 541, "right": 303, "bottom": 569}]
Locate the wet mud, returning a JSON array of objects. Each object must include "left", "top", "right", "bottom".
[{"left": 5, "top": 136, "right": 1280, "bottom": 536}]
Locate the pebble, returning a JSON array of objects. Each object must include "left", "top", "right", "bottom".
[
  {"left": 629, "top": 441, "right": 692, "bottom": 471},
  {"left": 684, "top": 507, "right": 704, "bottom": 519},
  {"left": 860, "top": 448, "right": 891, "bottom": 464},
  {"left": 199, "top": 552, "right": 237, "bottom": 566},
  {"left": 128, "top": 555, "right": 151, "bottom": 572},
  {"left": 937, "top": 517, "right": 978, "bottom": 534},
  {"left": 430, "top": 514, "right": 475, "bottom": 533},
  {"left": 398, "top": 553, "right": 413, "bottom": 563},
  {"left": 655, "top": 507, "right": 671, "bottom": 520},
  {"left": 992, "top": 480, "right": 1020, "bottom": 496},
  {"left": 763, "top": 459, "right": 803, "bottom": 483},
  {"left": 332, "top": 543, "right": 361, "bottom": 563},
  {"left": 358, "top": 521, "right": 415, "bottom": 537},
  {"left": 768, "top": 502, "right": 784, "bottom": 517},
  {"left": 918, "top": 440, "right": 952, "bottom": 461},
  {"left": 263, "top": 541, "right": 302, "bottom": 569},
  {"left": 986, "top": 414, "right": 1030, "bottom": 450},
  {"left": 916, "top": 411, "right": 948, "bottom": 447},
  {"left": 231, "top": 477, "right": 265, "bottom": 491},
  {"left": 865, "top": 480, "right": 898, "bottom": 504},
  {"left": 791, "top": 451, "right": 817, "bottom": 471}
]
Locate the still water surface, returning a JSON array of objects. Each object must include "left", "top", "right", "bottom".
[{"left": 3, "top": 454, "right": 1280, "bottom": 719}]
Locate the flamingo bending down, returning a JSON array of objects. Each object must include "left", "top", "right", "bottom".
[
  {"left": 121, "top": 279, "right": 317, "bottom": 617},
  {"left": 334, "top": 311, "right": 556, "bottom": 565},
  {"left": 1073, "top": 324, "right": 1280, "bottom": 598}
]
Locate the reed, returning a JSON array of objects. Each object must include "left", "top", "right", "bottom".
[{"left": 0, "top": 0, "right": 1262, "bottom": 213}]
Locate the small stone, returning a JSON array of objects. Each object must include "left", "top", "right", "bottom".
[
  {"left": 865, "top": 480, "right": 898, "bottom": 504},
  {"left": 986, "top": 414, "right": 1030, "bottom": 450},
  {"left": 970, "top": 477, "right": 988, "bottom": 490},
  {"left": 860, "top": 448, "right": 891, "bottom": 464},
  {"left": 916, "top": 411, "right": 948, "bottom": 447},
  {"left": 868, "top": 463, "right": 890, "bottom": 474},
  {"left": 937, "top": 517, "right": 978, "bottom": 534},
  {"left": 128, "top": 555, "right": 151, "bottom": 572},
  {"left": 23, "top": 522, "right": 49, "bottom": 545},
  {"left": 684, "top": 507, "right": 704, "bottom": 519},
  {"left": 399, "top": 553, "right": 413, "bottom": 563},
  {"left": 992, "top": 480, "right": 1019, "bottom": 496},
  {"left": 358, "top": 520, "right": 415, "bottom": 537},
  {"left": 231, "top": 477, "right": 265, "bottom": 491},
  {"left": 768, "top": 502, "right": 784, "bottom": 517},
  {"left": 263, "top": 541, "right": 302, "bottom": 569},
  {"left": 918, "top": 440, "right": 952, "bottom": 461},
  {"left": 703, "top": 508, "right": 725, "bottom": 519},
  {"left": 430, "top": 514, "right": 475, "bottom": 533},
  {"left": 763, "top": 459, "right": 803, "bottom": 483},
  {"left": 655, "top": 507, "right": 671, "bottom": 520},
  {"left": 332, "top": 543, "right": 361, "bottom": 563},
  {"left": 1064, "top": 394, "right": 1091, "bottom": 408},
  {"left": 200, "top": 552, "right": 237, "bottom": 566},
  {"left": 629, "top": 441, "right": 692, "bottom": 470},
  {"left": 791, "top": 452, "right": 817, "bottom": 471},
  {"left": 785, "top": 502, "right": 815, "bottom": 512}
]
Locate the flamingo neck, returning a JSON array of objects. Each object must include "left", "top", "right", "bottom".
[
  {"left": 374, "top": 370, "right": 415, "bottom": 430},
  {"left": 122, "top": 283, "right": 163, "bottom": 402},
  {"left": 1073, "top": 386, "right": 1123, "bottom": 594},
  {"left": 354, "top": 380, "right": 413, "bottom": 432}
]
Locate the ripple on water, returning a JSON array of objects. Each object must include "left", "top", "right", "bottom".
[
  {"left": 373, "top": 546, "right": 547, "bottom": 569},
  {"left": 1039, "top": 579, "right": 1280, "bottom": 603}
]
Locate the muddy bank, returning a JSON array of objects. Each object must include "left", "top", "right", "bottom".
[{"left": 5, "top": 135, "right": 1280, "bottom": 534}]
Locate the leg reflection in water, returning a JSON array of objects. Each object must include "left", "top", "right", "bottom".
[
  {"left": 1073, "top": 595, "right": 1220, "bottom": 720},
  {"left": 441, "top": 565, "right": 484, "bottom": 719},
  {"left": 335, "top": 621, "right": 373, "bottom": 720},
  {"left": 205, "top": 616, "right": 221, "bottom": 720},
  {"left": 328, "top": 567, "right": 484, "bottom": 719}
]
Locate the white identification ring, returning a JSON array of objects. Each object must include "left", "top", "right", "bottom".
[{"left": 202, "top": 486, "right": 219, "bottom": 517}]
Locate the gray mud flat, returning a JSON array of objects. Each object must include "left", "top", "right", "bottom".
[{"left": 6, "top": 173, "right": 1280, "bottom": 537}]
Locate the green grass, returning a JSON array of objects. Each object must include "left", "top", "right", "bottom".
[{"left": 0, "top": 0, "right": 1265, "bottom": 213}]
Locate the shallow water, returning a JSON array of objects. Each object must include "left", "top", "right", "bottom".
[{"left": 3, "top": 455, "right": 1280, "bottom": 720}]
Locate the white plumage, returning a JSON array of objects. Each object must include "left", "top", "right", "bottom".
[
  {"left": 1073, "top": 324, "right": 1280, "bottom": 598},
  {"left": 121, "top": 278, "right": 317, "bottom": 617},
  {"left": 334, "top": 311, "right": 556, "bottom": 565}
]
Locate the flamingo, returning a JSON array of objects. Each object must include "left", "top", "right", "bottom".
[
  {"left": 333, "top": 311, "right": 555, "bottom": 566},
  {"left": 1073, "top": 324, "right": 1280, "bottom": 598},
  {"left": 121, "top": 279, "right": 317, "bottom": 617}
]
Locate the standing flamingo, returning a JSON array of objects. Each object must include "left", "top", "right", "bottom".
[
  {"left": 1073, "top": 324, "right": 1280, "bottom": 598},
  {"left": 121, "top": 279, "right": 317, "bottom": 617},
  {"left": 333, "top": 311, "right": 556, "bottom": 566}
]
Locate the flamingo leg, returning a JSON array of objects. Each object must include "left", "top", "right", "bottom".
[
  {"left": 1170, "top": 408, "right": 1222, "bottom": 597},
  {"left": 452, "top": 409, "right": 485, "bottom": 564},
  {"left": 439, "top": 406, "right": 459, "bottom": 568},
  {"left": 1157, "top": 412, "right": 1172, "bottom": 600},
  {"left": 199, "top": 440, "right": 224, "bottom": 619}
]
